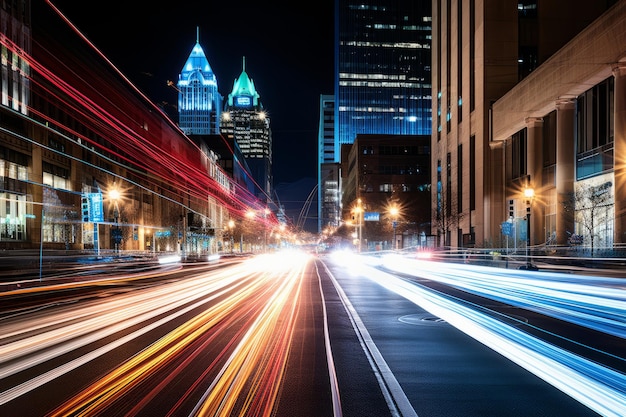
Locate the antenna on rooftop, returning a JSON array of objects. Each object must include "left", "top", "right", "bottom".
[
  {"left": 243, "top": 56, "right": 246, "bottom": 72},
  {"left": 196, "top": 26, "right": 199, "bottom": 43}
]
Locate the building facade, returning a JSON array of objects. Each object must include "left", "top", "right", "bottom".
[
  {"left": 491, "top": 0, "right": 626, "bottom": 253},
  {"left": 177, "top": 31, "right": 222, "bottom": 136},
  {"left": 220, "top": 58, "right": 273, "bottom": 202},
  {"left": 0, "top": 5, "right": 246, "bottom": 257},
  {"left": 335, "top": 0, "right": 432, "bottom": 150},
  {"left": 1, "top": 1, "right": 31, "bottom": 245},
  {"left": 431, "top": 0, "right": 616, "bottom": 248},
  {"left": 341, "top": 134, "right": 431, "bottom": 250}
]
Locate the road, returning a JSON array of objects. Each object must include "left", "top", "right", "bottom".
[{"left": 0, "top": 251, "right": 624, "bottom": 416}]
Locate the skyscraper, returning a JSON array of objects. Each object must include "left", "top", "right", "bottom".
[
  {"left": 335, "top": 0, "right": 432, "bottom": 152},
  {"left": 317, "top": 94, "right": 340, "bottom": 232},
  {"left": 177, "top": 30, "right": 222, "bottom": 136},
  {"left": 221, "top": 58, "right": 272, "bottom": 201}
]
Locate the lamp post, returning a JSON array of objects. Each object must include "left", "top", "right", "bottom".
[
  {"left": 263, "top": 208, "right": 269, "bottom": 253},
  {"left": 353, "top": 199, "right": 363, "bottom": 252},
  {"left": 389, "top": 205, "right": 399, "bottom": 250},
  {"left": 108, "top": 188, "right": 121, "bottom": 255},
  {"left": 524, "top": 187, "right": 536, "bottom": 270}
]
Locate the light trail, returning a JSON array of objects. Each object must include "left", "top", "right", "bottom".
[
  {"left": 189, "top": 261, "right": 303, "bottom": 416},
  {"left": 1, "top": 252, "right": 323, "bottom": 416},
  {"left": 329, "top": 253, "right": 626, "bottom": 417},
  {"left": 378, "top": 254, "right": 626, "bottom": 339},
  {"left": 0, "top": 265, "right": 257, "bottom": 403}
]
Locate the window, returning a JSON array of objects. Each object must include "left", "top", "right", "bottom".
[
  {"left": 469, "top": 135, "right": 475, "bottom": 210},
  {"left": 446, "top": 152, "right": 452, "bottom": 217},
  {"left": 457, "top": 144, "right": 463, "bottom": 213},
  {"left": 0, "top": 193, "right": 26, "bottom": 241},
  {"left": 511, "top": 129, "right": 527, "bottom": 180},
  {"left": 576, "top": 77, "right": 614, "bottom": 179}
]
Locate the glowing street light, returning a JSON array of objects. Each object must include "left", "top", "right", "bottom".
[
  {"left": 108, "top": 186, "right": 122, "bottom": 255},
  {"left": 352, "top": 199, "right": 363, "bottom": 252},
  {"left": 389, "top": 205, "right": 399, "bottom": 250},
  {"left": 524, "top": 187, "right": 537, "bottom": 270}
]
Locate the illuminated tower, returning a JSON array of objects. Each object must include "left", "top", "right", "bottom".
[
  {"left": 177, "top": 29, "right": 222, "bottom": 135},
  {"left": 221, "top": 58, "right": 272, "bottom": 201}
]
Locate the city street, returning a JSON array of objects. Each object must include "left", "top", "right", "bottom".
[{"left": 0, "top": 251, "right": 624, "bottom": 416}]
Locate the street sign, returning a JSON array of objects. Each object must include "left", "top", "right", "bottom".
[
  {"left": 82, "top": 192, "right": 104, "bottom": 222},
  {"left": 364, "top": 211, "right": 379, "bottom": 221},
  {"left": 501, "top": 221, "right": 513, "bottom": 236}
]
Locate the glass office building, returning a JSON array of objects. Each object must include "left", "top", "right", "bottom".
[{"left": 335, "top": 0, "right": 432, "bottom": 153}]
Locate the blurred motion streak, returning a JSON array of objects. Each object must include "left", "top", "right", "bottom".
[
  {"left": 332, "top": 253, "right": 626, "bottom": 417},
  {"left": 1, "top": 254, "right": 312, "bottom": 417}
]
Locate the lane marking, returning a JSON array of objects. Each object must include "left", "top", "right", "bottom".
[
  {"left": 314, "top": 260, "right": 343, "bottom": 417},
  {"left": 319, "top": 260, "right": 418, "bottom": 417}
]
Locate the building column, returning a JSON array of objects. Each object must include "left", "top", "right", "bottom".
[
  {"left": 555, "top": 98, "right": 576, "bottom": 246},
  {"left": 526, "top": 117, "right": 543, "bottom": 244},
  {"left": 31, "top": 145, "right": 44, "bottom": 247},
  {"left": 613, "top": 63, "right": 626, "bottom": 245}
]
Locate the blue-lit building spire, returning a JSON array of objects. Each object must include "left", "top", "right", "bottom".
[{"left": 177, "top": 28, "right": 222, "bottom": 135}]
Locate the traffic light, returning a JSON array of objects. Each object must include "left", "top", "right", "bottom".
[{"left": 508, "top": 199, "right": 515, "bottom": 218}]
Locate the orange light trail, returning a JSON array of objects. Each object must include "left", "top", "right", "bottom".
[{"left": 38, "top": 254, "right": 311, "bottom": 417}]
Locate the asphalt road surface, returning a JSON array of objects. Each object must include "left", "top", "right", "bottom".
[{"left": 1, "top": 252, "right": 623, "bottom": 416}]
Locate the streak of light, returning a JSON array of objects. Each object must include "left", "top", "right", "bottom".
[
  {"left": 158, "top": 254, "right": 182, "bottom": 264},
  {"left": 0, "top": 266, "right": 255, "bottom": 404},
  {"left": 2, "top": 5, "right": 276, "bottom": 223},
  {"left": 4, "top": 252, "right": 317, "bottom": 417},
  {"left": 189, "top": 253, "right": 309, "bottom": 416},
  {"left": 380, "top": 254, "right": 626, "bottom": 339},
  {"left": 328, "top": 254, "right": 626, "bottom": 417}
]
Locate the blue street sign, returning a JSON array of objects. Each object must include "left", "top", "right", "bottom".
[
  {"left": 501, "top": 221, "right": 513, "bottom": 236},
  {"left": 364, "top": 211, "right": 380, "bottom": 221},
  {"left": 82, "top": 192, "right": 104, "bottom": 222}
]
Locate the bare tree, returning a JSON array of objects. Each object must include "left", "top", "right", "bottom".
[
  {"left": 432, "top": 183, "right": 464, "bottom": 247},
  {"left": 562, "top": 181, "right": 613, "bottom": 257}
]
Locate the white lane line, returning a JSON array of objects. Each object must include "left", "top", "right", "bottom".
[
  {"left": 314, "top": 260, "right": 343, "bottom": 417},
  {"left": 320, "top": 261, "right": 418, "bottom": 417}
]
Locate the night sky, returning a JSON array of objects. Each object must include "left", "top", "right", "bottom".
[{"left": 42, "top": 1, "right": 335, "bottom": 187}]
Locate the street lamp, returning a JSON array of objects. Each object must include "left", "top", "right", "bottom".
[
  {"left": 524, "top": 187, "right": 536, "bottom": 270},
  {"left": 108, "top": 187, "right": 121, "bottom": 255},
  {"left": 352, "top": 199, "right": 363, "bottom": 252},
  {"left": 263, "top": 208, "right": 269, "bottom": 253},
  {"left": 389, "top": 205, "right": 399, "bottom": 250}
]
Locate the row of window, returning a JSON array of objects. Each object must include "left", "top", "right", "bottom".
[
  {"left": 363, "top": 165, "right": 425, "bottom": 175},
  {"left": 363, "top": 183, "right": 430, "bottom": 193},
  {"left": 361, "top": 145, "right": 430, "bottom": 155}
]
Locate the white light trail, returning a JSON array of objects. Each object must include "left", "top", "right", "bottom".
[{"left": 329, "top": 254, "right": 626, "bottom": 417}]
